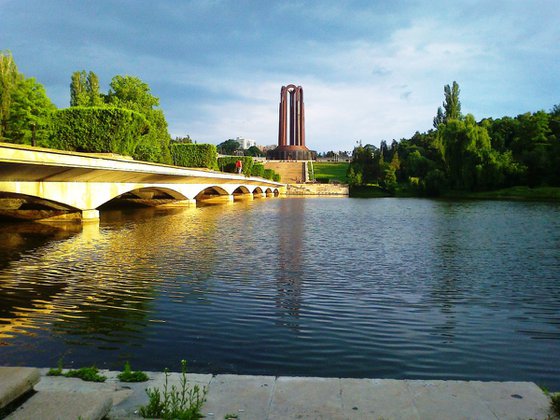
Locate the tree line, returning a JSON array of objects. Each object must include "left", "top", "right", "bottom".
[
  {"left": 348, "top": 81, "right": 560, "bottom": 195},
  {"left": 0, "top": 51, "right": 182, "bottom": 164}
]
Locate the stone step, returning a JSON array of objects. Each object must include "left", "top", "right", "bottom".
[
  {"left": 0, "top": 367, "right": 40, "bottom": 409},
  {"left": 6, "top": 390, "right": 112, "bottom": 420}
]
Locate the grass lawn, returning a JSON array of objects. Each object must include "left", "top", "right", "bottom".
[{"left": 312, "top": 162, "right": 349, "bottom": 183}]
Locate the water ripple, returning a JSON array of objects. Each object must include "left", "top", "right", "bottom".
[{"left": 0, "top": 199, "right": 559, "bottom": 389}]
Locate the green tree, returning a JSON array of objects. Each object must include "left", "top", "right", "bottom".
[
  {"left": 7, "top": 77, "right": 56, "bottom": 145},
  {"left": 106, "top": 75, "right": 172, "bottom": 164},
  {"left": 433, "top": 81, "right": 462, "bottom": 127},
  {"left": 1, "top": 52, "right": 55, "bottom": 144},
  {"left": 246, "top": 145, "right": 264, "bottom": 157},
  {"left": 86, "top": 72, "right": 103, "bottom": 106},
  {"left": 70, "top": 70, "right": 103, "bottom": 107},
  {"left": 172, "top": 135, "right": 192, "bottom": 144},
  {"left": 106, "top": 75, "right": 159, "bottom": 111},
  {"left": 217, "top": 139, "right": 240, "bottom": 155},
  {"left": 0, "top": 51, "right": 21, "bottom": 139},
  {"left": 443, "top": 81, "right": 462, "bottom": 121},
  {"left": 433, "top": 106, "right": 445, "bottom": 128},
  {"left": 70, "top": 71, "right": 89, "bottom": 106}
]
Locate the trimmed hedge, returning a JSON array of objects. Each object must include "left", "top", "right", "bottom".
[
  {"left": 171, "top": 143, "right": 218, "bottom": 169},
  {"left": 263, "top": 169, "right": 274, "bottom": 180},
  {"left": 48, "top": 107, "right": 152, "bottom": 158},
  {"left": 251, "top": 163, "right": 265, "bottom": 177},
  {"left": 217, "top": 156, "right": 254, "bottom": 176}
]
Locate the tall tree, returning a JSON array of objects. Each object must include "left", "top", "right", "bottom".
[
  {"left": 86, "top": 71, "right": 103, "bottom": 106},
  {"left": 434, "top": 81, "right": 462, "bottom": 127},
  {"left": 71, "top": 70, "right": 102, "bottom": 106},
  {"left": 433, "top": 106, "right": 445, "bottom": 128},
  {"left": 70, "top": 70, "right": 88, "bottom": 106},
  {"left": 0, "top": 51, "right": 21, "bottom": 138},
  {"left": 443, "top": 81, "right": 462, "bottom": 121}
]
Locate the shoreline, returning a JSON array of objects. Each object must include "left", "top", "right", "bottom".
[{"left": 1, "top": 366, "right": 555, "bottom": 419}]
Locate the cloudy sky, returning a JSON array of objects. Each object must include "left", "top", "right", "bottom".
[{"left": 1, "top": 0, "right": 559, "bottom": 152}]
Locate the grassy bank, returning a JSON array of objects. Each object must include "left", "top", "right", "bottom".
[
  {"left": 443, "top": 186, "right": 560, "bottom": 201},
  {"left": 313, "top": 162, "right": 349, "bottom": 183}
]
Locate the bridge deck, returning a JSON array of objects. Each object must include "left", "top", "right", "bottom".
[{"left": 0, "top": 142, "right": 286, "bottom": 222}]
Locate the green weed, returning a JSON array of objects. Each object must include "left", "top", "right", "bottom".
[
  {"left": 551, "top": 393, "right": 560, "bottom": 417},
  {"left": 64, "top": 366, "right": 106, "bottom": 382},
  {"left": 139, "top": 360, "right": 207, "bottom": 420},
  {"left": 46, "top": 358, "right": 64, "bottom": 376},
  {"left": 117, "top": 361, "right": 149, "bottom": 382}
]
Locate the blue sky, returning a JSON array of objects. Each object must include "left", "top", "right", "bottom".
[{"left": 1, "top": 0, "right": 559, "bottom": 152}]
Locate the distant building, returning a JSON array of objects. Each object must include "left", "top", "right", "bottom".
[{"left": 236, "top": 137, "right": 256, "bottom": 149}]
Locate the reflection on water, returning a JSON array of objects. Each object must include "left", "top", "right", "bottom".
[{"left": 0, "top": 198, "right": 559, "bottom": 390}]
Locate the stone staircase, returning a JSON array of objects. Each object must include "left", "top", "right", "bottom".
[
  {"left": 263, "top": 161, "right": 307, "bottom": 184},
  {"left": 0, "top": 367, "right": 112, "bottom": 420}
]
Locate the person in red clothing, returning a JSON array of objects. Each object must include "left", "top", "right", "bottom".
[{"left": 235, "top": 159, "right": 243, "bottom": 174}]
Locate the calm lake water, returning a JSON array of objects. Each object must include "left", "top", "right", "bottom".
[{"left": 1, "top": 198, "right": 559, "bottom": 390}]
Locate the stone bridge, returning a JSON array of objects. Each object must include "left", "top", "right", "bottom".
[{"left": 0, "top": 142, "right": 286, "bottom": 223}]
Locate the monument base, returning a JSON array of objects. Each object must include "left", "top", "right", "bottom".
[{"left": 267, "top": 145, "right": 316, "bottom": 161}]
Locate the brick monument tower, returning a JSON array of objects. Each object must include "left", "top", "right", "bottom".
[{"left": 269, "top": 84, "right": 315, "bottom": 161}]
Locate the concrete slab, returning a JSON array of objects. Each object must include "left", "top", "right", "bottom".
[
  {"left": 203, "top": 374, "right": 275, "bottom": 419},
  {"left": 340, "top": 378, "right": 419, "bottom": 419},
  {"left": 6, "top": 390, "right": 112, "bottom": 420},
  {"left": 406, "top": 380, "right": 499, "bottom": 420},
  {"left": 470, "top": 381, "right": 552, "bottom": 420},
  {"left": 3, "top": 367, "right": 554, "bottom": 419},
  {"left": 268, "top": 376, "right": 346, "bottom": 420},
  {"left": 0, "top": 367, "right": 40, "bottom": 409}
]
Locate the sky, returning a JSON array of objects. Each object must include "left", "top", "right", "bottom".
[{"left": 1, "top": 0, "right": 559, "bottom": 152}]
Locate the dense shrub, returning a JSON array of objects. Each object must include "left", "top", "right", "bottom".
[
  {"left": 171, "top": 143, "right": 218, "bottom": 169},
  {"left": 273, "top": 172, "right": 281, "bottom": 182},
  {"left": 217, "top": 156, "right": 254, "bottom": 176},
  {"left": 263, "top": 169, "right": 274, "bottom": 180},
  {"left": 251, "top": 163, "right": 265, "bottom": 177},
  {"left": 48, "top": 107, "right": 152, "bottom": 158}
]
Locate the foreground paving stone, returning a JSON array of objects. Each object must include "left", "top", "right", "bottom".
[
  {"left": 203, "top": 374, "right": 275, "bottom": 419},
  {"left": 406, "top": 380, "right": 498, "bottom": 420},
  {"left": 4, "top": 368, "right": 553, "bottom": 419},
  {"left": 268, "top": 376, "right": 346, "bottom": 420},
  {"left": 341, "top": 378, "right": 419, "bottom": 419},
  {"left": 6, "top": 390, "right": 112, "bottom": 420},
  {"left": 470, "top": 381, "right": 552, "bottom": 420},
  {"left": 0, "top": 367, "right": 40, "bottom": 409}
]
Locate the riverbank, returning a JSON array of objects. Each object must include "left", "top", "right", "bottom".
[
  {"left": 442, "top": 186, "right": 560, "bottom": 201},
  {"left": 348, "top": 185, "right": 560, "bottom": 200},
  {"left": 1, "top": 367, "right": 555, "bottom": 419}
]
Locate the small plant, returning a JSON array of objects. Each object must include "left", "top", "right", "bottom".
[
  {"left": 551, "top": 393, "right": 560, "bottom": 417},
  {"left": 64, "top": 366, "right": 106, "bottom": 382},
  {"left": 139, "top": 359, "right": 207, "bottom": 420},
  {"left": 47, "top": 358, "right": 64, "bottom": 376},
  {"left": 117, "top": 361, "right": 149, "bottom": 382}
]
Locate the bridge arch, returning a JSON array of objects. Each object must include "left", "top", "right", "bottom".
[
  {"left": 100, "top": 186, "right": 190, "bottom": 208},
  {"left": 0, "top": 191, "right": 82, "bottom": 221}
]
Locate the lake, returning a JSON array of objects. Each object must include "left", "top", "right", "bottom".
[{"left": 1, "top": 197, "right": 559, "bottom": 390}]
